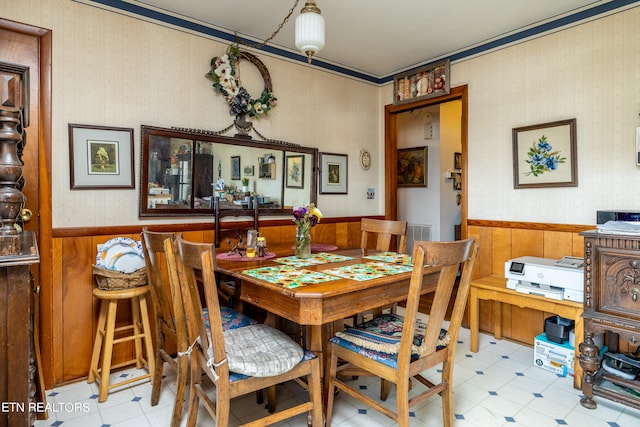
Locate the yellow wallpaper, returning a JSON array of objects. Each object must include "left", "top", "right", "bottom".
[{"left": 3, "top": 1, "right": 639, "bottom": 227}]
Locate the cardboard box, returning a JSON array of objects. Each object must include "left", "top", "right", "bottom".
[{"left": 534, "top": 333, "right": 574, "bottom": 377}]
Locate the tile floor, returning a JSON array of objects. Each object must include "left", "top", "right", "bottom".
[{"left": 34, "top": 327, "right": 640, "bottom": 427}]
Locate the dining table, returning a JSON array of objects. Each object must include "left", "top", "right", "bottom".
[{"left": 214, "top": 243, "right": 442, "bottom": 373}]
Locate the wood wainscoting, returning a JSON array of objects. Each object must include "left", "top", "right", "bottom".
[
  {"left": 47, "top": 218, "right": 365, "bottom": 387},
  {"left": 46, "top": 217, "right": 598, "bottom": 387},
  {"left": 467, "top": 219, "right": 593, "bottom": 349}
]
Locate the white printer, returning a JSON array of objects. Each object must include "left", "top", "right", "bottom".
[{"left": 504, "top": 256, "right": 584, "bottom": 302}]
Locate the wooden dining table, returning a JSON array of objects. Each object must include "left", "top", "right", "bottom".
[{"left": 214, "top": 244, "right": 441, "bottom": 371}]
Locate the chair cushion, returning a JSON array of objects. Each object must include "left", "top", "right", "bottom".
[
  {"left": 221, "top": 323, "right": 304, "bottom": 377},
  {"left": 203, "top": 307, "right": 257, "bottom": 331},
  {"left": 330, "top": 313, "right": 450, "bottom": 369}
]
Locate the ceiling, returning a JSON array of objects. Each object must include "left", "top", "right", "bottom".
[{"left": 122, "top": 0, "right": 630, "bottom": 80}]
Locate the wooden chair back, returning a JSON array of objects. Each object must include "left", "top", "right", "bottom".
[
  {"left": 214, "top": 195, "right": 259, "bottom": 248},
  {"left": 326, "top": 237, "right": 479, "bottom": 427},
  {"left": 140, "top": 228, "right": 188, "bottom": 427},
  {"left": 360, "top": 218, "right": 408, "bottom": 253},
  {"left": 171, "top": 237, "right": 323, "bottom": 427}
]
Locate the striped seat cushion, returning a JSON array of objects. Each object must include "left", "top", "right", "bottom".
[{"left": 330, "top": 313, "right": 449, "bottom": 368}]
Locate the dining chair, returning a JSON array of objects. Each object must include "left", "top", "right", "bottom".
[
  {"left": 360, "top": 218, "right": 408, "bottom": 253},
  {"left": 214, "top": 194, "right": 259, "bottom": 248},
  {"left": 170, "top": 237, "right": 324, "bottom": 427},
  {"left": 355, "top": 218, "right": 408, "bottom": 323},
  {"left": 325, "top": 237, "right": 479, "bottom": 427},
  {"left": 140, "top": 229, "right": 187, "bottom": 427}
]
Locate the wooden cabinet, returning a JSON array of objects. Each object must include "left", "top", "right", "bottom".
[
  {"left": 579, "top": 231, "right": 640, "bottom": 410},
  {"left": 0, "top": 232, "right": 40, "bottom": 427}
]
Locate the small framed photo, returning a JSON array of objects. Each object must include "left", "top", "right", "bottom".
[
  {"left": 512, "top": 118, "right": 577, "bottom": 188},
  {"left": 393, "top": 59, "right": 450, "bottom": 105},
  {"left": 454, "top": 152, "right": 462, "bottom": 170},
  {"left": 231, "top": 156, "right": 241, "bottom": 180},
  {"left": 68, "top": 123, "right": 134, "bottom": 189},
  {"left": 397, "top": 146, "right": 428, "bottom": 188},
  {"left": 451, "top": 171, "right": 461, "bottom": 190},
  {"left": 285, "top": 155, "right": 305, "bottom": 189},
  {"left": 320, "top": 152, "right": 348, "bottom": 194}
]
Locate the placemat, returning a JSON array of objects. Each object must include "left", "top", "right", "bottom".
[
  {"left": 289, "top": 243, "right": 339, "bottom": 252},
  {"left": 242, "top": 265, "right": 339, "bottom": 289},
  {"left": 216, "top": 252, "right": 277, "bottom": 262},
  {"left": 274, "top": 252, "right": 355, "bottom": 267},
  {"left": 323, "top": 262, "right": 413, "bottom": 281},
  {"left": 362, "top": 252, "right": 412, "bottom": 266}
]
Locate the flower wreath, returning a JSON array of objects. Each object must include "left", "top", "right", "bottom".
[{"left": 208, "top": 45, "right": 277, "bottom": 118}]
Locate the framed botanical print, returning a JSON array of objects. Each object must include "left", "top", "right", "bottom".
[
  {"left": 286, "top": 155, "right": 305, "bottom": 188},
  {"left": 320, "top": 153, "right": 348, "bottom": 194}
]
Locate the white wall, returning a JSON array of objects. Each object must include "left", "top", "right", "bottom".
[
  {"left": 383, "top": 7, "right": 640, "bottom": 227},
  {"left": 4, "top": 2, "right": 639, "bottom": 228},
  {"left": 2, "top": 0, "right": 384, "bottom": 227},
  {"left": 439, "top": 101, "right": 462, "bottom": 241}
]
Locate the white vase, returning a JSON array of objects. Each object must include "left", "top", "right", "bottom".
[{"left": 242, "top": 185, "right": 248, "bottom": 192}]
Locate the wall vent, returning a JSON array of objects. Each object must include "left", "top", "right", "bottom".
[{"left": 406, "top": 223, "right": 432, "bottom": 253}]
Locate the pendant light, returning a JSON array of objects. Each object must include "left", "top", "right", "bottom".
[{"left": 295, "top": 0, "right": 325, "bottom": 64}]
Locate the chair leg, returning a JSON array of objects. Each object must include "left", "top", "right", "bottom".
[
  {"left": 131, "top": 297, "right": 144, "bottom": 369},
  {"left": 396, "top": 377, "right": 411, "bottom": 427},
  {"left": 380, "top": 378, "right": 391, "bottom": 401},
  {"left": 98, "top": 300, "right": 118, "bottom": 402},
  {"left": 171, "top": 354, "right": 188, "bottom": 427},
  {"left": 307, "top": 357, "right": 324, "bottom": 427},
  {"left": 186, "top": 358, "right": 201, "bottom": 427},
  {"left": 138, "top": 294, "right": 156, "bottom": 376},
  {"left": 150, "top": 331, "right": 164, "bottom": 406},
  {"left": 324, "top": 350, "right": 339, "bottom": 427},
  {"left": 441, "top": 360, "right": 454, "bottom": 427},
  {"left": 88, "top": 299, "right": 108, "bottom": 384}
]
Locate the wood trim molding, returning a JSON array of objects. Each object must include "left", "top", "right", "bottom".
[
  {"left": 52, "top": 216, "right": 380, "bottom": 238},
  {"left": 468, "top": 218, "right": 594, "bottom": 233}
]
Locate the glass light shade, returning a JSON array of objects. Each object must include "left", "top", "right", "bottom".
[{"left": 295, "top": 11, "right": 325, "bottom": 63}]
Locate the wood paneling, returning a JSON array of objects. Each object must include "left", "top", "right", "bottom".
[
  {"left": 47, "top": 218, "right": 594, "bottom": 386},
  {"left": 48, "top": 219, "right": 365, "bottom": 386},
  {"left": 469, "top": 219, "right": 593, "bottom": 350}
]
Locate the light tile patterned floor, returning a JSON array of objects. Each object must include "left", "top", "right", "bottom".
[{"left": 34, "top": 327, "right": 640, "bottom": 426}]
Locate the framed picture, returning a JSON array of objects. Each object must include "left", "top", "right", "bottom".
[
  {"left": 68, "top": 123, "right": 134, "bottom": 189},
  {"left": 231, "top": 156, "right": 241, "bottom": 180},
  {"left": 243, "top": 165, "right": 254, "bottom": 176},
  {"left": 451, "top": 171, "right": 461, "bottom": 190},
  {"left": 393, "top": 59, "right": 450, "bottom": 105},
  {"left": 285, "top": 155, "right": 305, "bottom": 189},
  {"left": 397, "top": 146, "right": 428, "bottom": 188},
  {"left": 454, "top": 152, "right": 462, "bottom": 170},
  {"left": 320, "top": 152, "right": 348, "bottom": 194},
  {"left": 512, "top": 118, "right": 577, "bottom": 189}
]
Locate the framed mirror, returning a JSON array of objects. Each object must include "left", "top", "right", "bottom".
[{"left": 139, "top": 125, "right": 318, "bottom": 217}]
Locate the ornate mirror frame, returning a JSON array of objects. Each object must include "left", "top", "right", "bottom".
[{"left": 139, "top": 125, "right": 318, "bottom": 217}]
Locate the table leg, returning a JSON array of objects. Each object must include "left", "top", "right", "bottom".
[
  {"left": 492, "top": 300, "right": 502, "bottom": 339},
  {"left": 470, "top": 286, "right": 479, "bottom": 352}
]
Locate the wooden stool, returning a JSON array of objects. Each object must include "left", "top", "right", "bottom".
[{"left": 88, "top": 285, "right": 155, "bottom": 402}]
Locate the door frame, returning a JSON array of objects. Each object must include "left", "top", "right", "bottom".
[
  {"left": 0, "top": 18, "right": 53, "bottom": 387},
  {"left": 384, "top": 85, "right": 468, "bottom": 238}
]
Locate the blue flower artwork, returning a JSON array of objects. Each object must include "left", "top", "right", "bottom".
[{"left": 524, "top": 135, "right": 566, "bottom": 177}]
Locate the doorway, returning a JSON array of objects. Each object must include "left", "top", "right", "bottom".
[
  {"left": 0, "top": 18, "right": 53, "bottom": 387},
  {"left": 384, "top": 85, "right": 468, "bottom": 239}
]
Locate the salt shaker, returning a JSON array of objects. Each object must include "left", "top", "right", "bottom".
[{"left": 257, "top": 236, "right": 267, "bottom": 257}]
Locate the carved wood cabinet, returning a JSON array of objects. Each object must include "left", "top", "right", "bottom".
[
  {"left": 0, "top": 232, "right": 40, "bottom": 427},
  {"left": 579, "top": 231, "right": 640, "bottom": 410}
]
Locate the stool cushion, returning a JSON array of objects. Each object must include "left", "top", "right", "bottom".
[
  {"left": 330, "top": 313, "right": 450, "bottom": 368},
  {"left": 218, "top": 324, "right": 304, "bottom": 377}
]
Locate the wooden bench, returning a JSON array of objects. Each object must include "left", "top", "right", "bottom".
[{"left": 469, "top": 275, "right": 583, "bottom": 389}]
